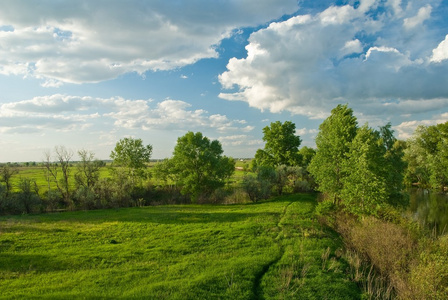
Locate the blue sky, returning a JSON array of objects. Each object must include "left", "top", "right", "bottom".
[{"left": 1, "top": 0, "right": 447, "bottom": 162}]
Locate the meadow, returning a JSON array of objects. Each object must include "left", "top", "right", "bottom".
[{"left": 0, "top": 194, "right": 361, "bottom": 299}]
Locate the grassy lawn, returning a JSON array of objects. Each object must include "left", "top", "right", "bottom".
[{"left": 0, "top": 194, "right": 360, "bottom": 299}]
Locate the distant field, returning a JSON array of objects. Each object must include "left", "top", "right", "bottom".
[
  {"left": 8, "top": 160, "right": 252, "bottom": 194},
  {"left": 0, "top": 194, "right": 360, "bottom": 299}
]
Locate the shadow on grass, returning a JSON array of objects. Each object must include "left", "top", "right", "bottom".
[
  {"left": 0, "top": 253, "right": 70, "bottom": 272},
  {"left": 0, "top": 193, "right": 318, "bottom": 227}
]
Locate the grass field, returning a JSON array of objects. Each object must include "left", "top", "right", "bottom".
[
  {"left": 0, "top": 194, "right": 360, "bottom": 299},
  {"left": 7, "top": 161, "right": 250, "bottom": 194}
]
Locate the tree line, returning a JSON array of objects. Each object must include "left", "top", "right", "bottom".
[{"left": 1, "top": 104, "right": 447, "bottom": 215}]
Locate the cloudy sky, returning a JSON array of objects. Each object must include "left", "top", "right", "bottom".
[{"left": 1, "top": 0, "right": 447, "bottom": 162}]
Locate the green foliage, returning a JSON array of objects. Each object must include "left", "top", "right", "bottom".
[
  {"left": 298, "top": 146, "right": 316, "bottom": 168},
  {"left": 0, "top": 165, "right": 18, "bottom": 197},
  {"left": 241, "top": 174, "right": 271, "bottom": 202},
  {"left": 409, "top": 235, "right": 448, "bottom": 299},
  {"left": 16, "top": 178, "right": 41, "bottom": 214},
  {"left": 168, "top": 132, "right": 235, "bottom": 202},
  {"left": 254, "top": 121, "right": 302, "bottom": 167},
  {"left": 110, "top": 137, "right": 153, "bottom": 180},
  {"left": 341, "top": 124, "right": 388, "bottom": 215},
  {"left": 309, "top": 104, "right": 358, "bottom": 203},
  {"left": 404, "top": 122, "right": 448, "bottom": 191},
  {"left": 380, "top": 123, "right": 406, "bottom": 197}
]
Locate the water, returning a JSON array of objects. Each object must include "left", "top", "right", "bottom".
[{"left": 407, "top": 189, "right": 448, "bottom": 235}]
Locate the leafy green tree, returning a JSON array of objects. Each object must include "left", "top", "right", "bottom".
[
  {"left": 110, "top": 137, "right": 153, "bottom": 182},
  {"left": 341, "top": 124, "right": 388, "bottom": 215},
  {"left": 379, "top": 123, "right": 406, "bottom": 197},
  {"left": 169, "top": 132, "right": 235, "bottom": 201},
  {"left": 254, "top": 121, "right": 302, "bottom": 167},
  {"left": 404, "top": 122, "right": 448, "bottom": 191},
  {"left": 308, "top": 104, "right": 358, "bottom": 203},
  {"left": 298, "top": 146, "right": 316, "bottom": 168}
]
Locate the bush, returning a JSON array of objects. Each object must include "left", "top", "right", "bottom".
[
  {"left": 241, "top": 175, "right": 271, "bottom": 202},
  {"left": 409, "top": 235, "right": 448, "bottom": 299}
]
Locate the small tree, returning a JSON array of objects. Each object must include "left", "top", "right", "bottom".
[
  {"left": 17, "top": 178, "right": 41, "bottom": 214},
  {"left": 110, "top": 137, "right": 152, "bottom": 185},
  {"left": 75, "top": 149, "right": 102, "bottom": 189},
  {"left": 43, "top": 146, "right": 74, "bottom": 209},
  {"left": 0, "top": 165, "right": 18, "bottom": 198}
]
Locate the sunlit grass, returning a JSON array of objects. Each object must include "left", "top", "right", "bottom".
[{"left": 0, "top": 194, "right": 360, "bottom": 299}]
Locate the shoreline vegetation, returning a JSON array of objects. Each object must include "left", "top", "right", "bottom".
[{"left": 1, "top": 105, "right": 447, "bottom": 298}]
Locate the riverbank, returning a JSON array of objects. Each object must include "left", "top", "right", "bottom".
[{"left": 319, "top": 202, "right": 448, "bottom": 299}]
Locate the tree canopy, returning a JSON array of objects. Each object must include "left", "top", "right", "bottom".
[
  {"left": 254, "top": 121, "right": 302, "bottom": 168},
  {"left": 163, "top": 132, "right": 235, "bottom": 201},
  {"left": 110, "top": 137, "right": 152, "bottom": 179},
  {"left": 308, "top": 104, "right": 358, "bottom": 203},
  {"left": 404, "top": 122, "right": 448, "bottom": 191}
]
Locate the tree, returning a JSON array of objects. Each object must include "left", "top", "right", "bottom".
[
  {"left": 254, "top": 121, "right": 302, "bottom": 168},
  {"left": 379, "top": 123, "right": 406, "bottom": 197},
  {"left": 16, "top": 178, "right": 41, "bottom": 214},
  {"left": 43, "top": 146, "right": 74, "bottom": 209},
  {"left": 298, "top": 146, "right": 316, "bottom": 168},
  {"left": 110, "top": 137, "right": 153, "bottom": 183},
  {"left": 405, "top": 122, "right": 448, "bottom": 191},
  {"left": 341, "top": 124, "right": 388, "bottom": 215},
  {"left": 75, "top": 149, "right": 102, "bottom": 189},
  {"left": 308, "top": 104, "right": 358, "bottom": 203},
  {"left": 0, "top": 165, "right": 18, "bottom": 198},
  {"left": 168, "top": 132, "right": 235, "bottom": 201}
]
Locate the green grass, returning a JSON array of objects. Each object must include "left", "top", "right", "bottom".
[{"left": 0, "top": 194, "right": 360, "bottom": 299}]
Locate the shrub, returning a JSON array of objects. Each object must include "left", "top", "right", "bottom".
[{"left": 409, "top": 235, "right": 448, "bottom": 299}]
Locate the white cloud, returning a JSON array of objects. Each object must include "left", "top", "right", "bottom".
[
  {"left": 218, "top": 135, "right": 263, "bottom": 148},
  {"left": 340, "top": 39, "right": 363, "bottom": 57},
  {"left": 219, "top": 0, "right": 448, "bottom": 120},
  {"left": 403, "top": 5, "right": 432, "bottom": 30},
  {"left": 0, "top": 94, "right": 252, "bottom": 135},
  {"left": 431, "top": 34, "right": 448, "bottom": 63},
  {"left": 0, "top": 0, "right": 298, "bottom": 84}
]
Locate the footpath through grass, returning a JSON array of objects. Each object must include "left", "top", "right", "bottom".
[{"left": 0, "top": 194, "right": 360, "bottom": 299}]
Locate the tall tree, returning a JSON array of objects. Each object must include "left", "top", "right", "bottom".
[
  {"left": 341, "top": 124, "right": 388, "bottom": 215},
  {"left": 309, "top": 104, "right": 358, "bottom": 203},
  {"left": 168, "top": 132, "right": 235, "bottom": 201},
  {"left": 379, "top": 123, "right": 406, "bottom": 197},
  {"left": 254, "top": 121, "right": 301, "bottom": 168}
]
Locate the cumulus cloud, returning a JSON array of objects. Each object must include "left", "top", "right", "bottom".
[
  {"left": 219, "top": 0, "right": 448, "bottom": 120},
  {"left": 0, "top": 94, "right": 252, "bottom": 134},
  {"left": 0, "top": 0, "right": 297, "bottom": 84},
  {"left": 431, "top": 34, "right": 448, "bottom": 62}
]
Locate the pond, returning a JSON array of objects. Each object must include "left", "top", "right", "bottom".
[{"left": 407, "top": 189, "right": 448, "bottom": 235}]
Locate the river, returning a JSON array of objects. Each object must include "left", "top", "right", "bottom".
[{"left": 407, "top": 189, "right": 448, "bottom": 235}]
